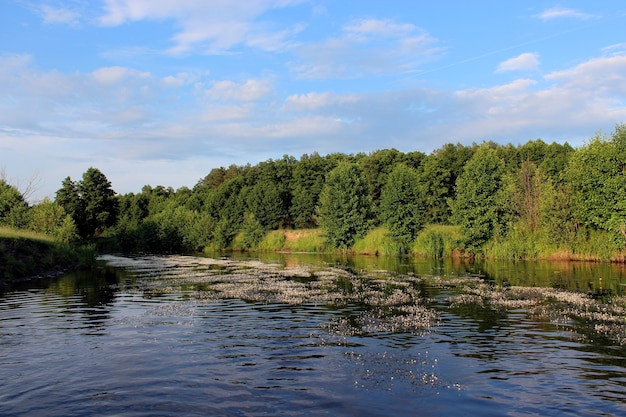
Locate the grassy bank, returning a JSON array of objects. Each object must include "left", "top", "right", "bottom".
[
  {"left": 0, "top": 226, "right": 94, "bottom": 284},
  {"left": 214, "top": 224, "right": 625, "bottom": 263}
]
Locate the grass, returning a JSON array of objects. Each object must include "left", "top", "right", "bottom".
[
  {"left": 353, "top": 227, "right": 403, "bottom": 256},
  {"left": 204, "top": 222, "right": 625, "bottom": 264},
  {"left": 0, "top": 226, "right": 93, "bottom": 283},
  {"left": 257, "top": 230, "right": 287, "bottom": 251},
  {"left": 0, "top": 226, "right": 56, "bottom": 242},
  {"left": 281, "top": 229, "right": 326, "bottom": 252},
  {"left": 412, "top": 225, "right": 464, "bottom": 258}
]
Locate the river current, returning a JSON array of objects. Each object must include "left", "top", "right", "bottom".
[{"left": 1, "top": 254, "right": 625, "bottom": 416}]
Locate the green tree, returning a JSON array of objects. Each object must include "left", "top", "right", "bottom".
[
  {"left": 245, "top": 181, "right": 287, "bottom": 229},
  {"left": 290, "top": 152, "right": 327, "bottom": 228},
  {"left": 56, "top": 168, "right": 118, "bottom": 239},
  {"left": 503, "top": 161, "right": 546, "bottom": 231},
  {"left": 359, "top": 148, "right": 405, "bottom": 219},
  {"left": 316, "top": 162, "right": 372, "bottom": 249},
  {"left": 450, "top": 145, "right": 506, "bottom": 252},
  {"left": 0, "top": 180, "right": 29, "bottom": 228},
  {"left": 566, "top": 124, "right": 626, "bottom": 244},
  {"left": 29, "top": 198, "right": 71, "bottom": 236},
  {"left": 418, "top": 143, "right": 474, "bottom": 224},
  {"left": 379, "top": 164, "right": 425, "bottom": 249}
]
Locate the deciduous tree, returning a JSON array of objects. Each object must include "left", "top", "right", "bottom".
[
  {"left": 316, "top": 162, "right": 372, "bottom": 249},
  {"left": 379, "top": 164, "right": 425, "bottom": 249},
  {"left": 450, "top": 145, "right": 506, "bottom": 251}
]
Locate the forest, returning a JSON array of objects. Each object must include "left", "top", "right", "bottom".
[{"left": 2, "top": 123, "right": 626, "bottom": 262}]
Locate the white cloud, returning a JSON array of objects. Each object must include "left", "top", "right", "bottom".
[
  {"left": 283, "top": 92, "right": 360, "bottom": 111},
  {"left": 92, "top": 66, "right": 150, "bottom": 84},
  {"left": 602, "top": 43, "right": 626, "bottom": 57},
  {"left": 205, "top": 79, "right": 272, "bottom": 102},
  {"left": 496, "top": 53, "right": 540, "bottom": 73},
  {"left": 98, "top": 0, "right": 305, "bottom": 55},
  {"left": 535, "top": 7, "right": 595, "bottom": 21},
  {"left": 37, "top": 4, "right": 81, "bottom": 26},
  {"left": 545, "top": 54, "right": 626, "bottom": 94},
  {"left": 292, "top": 18, "right": 442, "bottom": 78},
  {"left": 2, "top": 51, "right": 626, "bottom": 200},
  {"left": 343, "top": 18, "right": 416, "bottom": 40}
]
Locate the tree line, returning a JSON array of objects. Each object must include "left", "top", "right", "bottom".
[{"left": 2, "top": 124, "right": 625, "bottom": 260}]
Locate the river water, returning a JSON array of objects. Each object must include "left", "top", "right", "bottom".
[{"left": 1, "top": 253, "right": 625, "bottom": 416}]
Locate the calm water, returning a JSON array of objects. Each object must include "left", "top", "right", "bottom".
[{"left": 1, "top": 254, "right": 625, "bottom": 416}]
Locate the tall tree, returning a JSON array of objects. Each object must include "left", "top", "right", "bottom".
[
  {"left": 418, "top": 143, "right": 474, "bottom": 224},
  {"left": 567, "top": 124, "right": 626, "bottom": 244},
  {"left": 56, "top": 168, "right": 118, "bottom": 239},
  {"left": 290, "top": 152, "right": 327, "bottom": 228},
  {"left": 359, "top": 148, "right": 404, "bottom": 219},
  {"left": 450, "top": 145, "right": 506, "bottom": 252},
  {"left": 316, "top": 162, "right": 372, "bottom": 249},
  {"left": 379, "top": 164, "right": 425, "bottom": 249},
  {"left": 0, "top": 180, "right": 29, "bottom": 228}
]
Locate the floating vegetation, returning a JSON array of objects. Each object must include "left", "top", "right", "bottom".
[
  {"left": 99, "top": 254, "right": 438, "bottom": 337},
  {"left": 99, "top": 254, "right": 626, "bottom": 346},
  {"left": 445, "top": 279, "right": 626, "bottom": 346}
]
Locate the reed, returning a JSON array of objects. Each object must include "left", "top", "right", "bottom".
[
  {"left": 281, "top": 229, "right": 326, "bottom": 252},
  {"left": 257, "top": 230, "right": 287, "bottom": 251},
  {"left": 412, "top": 225, "right": 463, "bottom": 258},
  {"left": 352, "top": 227, "right": 403, "bottom": 256}
]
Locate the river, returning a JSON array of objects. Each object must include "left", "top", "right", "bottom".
[{"left": 1, "top": 253, "right": 625, "bottom": 416}]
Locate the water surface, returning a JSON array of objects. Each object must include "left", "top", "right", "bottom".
[{"left": 1, "top": 254, "right": 624, "bottom": 416}]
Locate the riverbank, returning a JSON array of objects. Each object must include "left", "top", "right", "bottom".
[
  {"left": 224, "top": 225, "right": 626, "bottom": 263},
  {"left": 0, "top": 227, "right": 94, "bottom": 285}
]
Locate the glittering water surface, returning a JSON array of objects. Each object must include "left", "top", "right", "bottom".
[{"left": 1, "top": 254, "right": 625, "bottom": 416}]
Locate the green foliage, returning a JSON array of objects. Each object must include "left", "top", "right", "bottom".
[
  {"left": 238, "top": 213, "right": 266, "bottom": 249},
  {"left": 450, "top": 145, "right": 507, "bottom": 252},
  {"left": 359, "top": 149, "right": 405, "bottom": 217},
  {"left": 0, "top": 180, "right": 29, "bottom": 228},
  {"left": 281, "top": 229, "right": 326, "bottom": 252},
  {"left": 290, "top": 153, "right": 327, "bottom": 228},
  {"left": 412, "top": 225, "right": 463, "bottom": 258},
  {"left": 56, "top": 167, "right": 118, "bottom": 239},
  {"left": 567, "top": 124, "right": 626, "bottom": 246},
  {"left": 317, "top": 162, "right": 373, "bottom": 249},
  {"left": 501, "top": 161, "right": 547, "bottom": 232},
  {"left": 418, "top": 143, "right": 474, "bottom": 224},
  {"left": 42, "top": 128, "right": 626, "bottom": 261},
  {"left": 245, "top": 181, "right": 286, "bottom": 229},
  {"left": 379, "top": 164, "right": 425, "bottom": 250},
  {"left": 257, "top": 230, "right": 287, "bottom": 251},
  {"left": 0, "top": 226, "right": 93, "bottom": 281},
  {"left": 353, "top": 226, "right": 403, "bottom": 256}
]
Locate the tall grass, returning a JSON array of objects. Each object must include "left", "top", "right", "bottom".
[
  {"left": 353, "top": 227, "right": 403, "bottom": 256},
  {"left": 0, "top": 226, "right": 94, "bottom": 280},
  {"left": 281, "top": 229, "right": 326, "bottom": 252},
  {"left": 412, "top": 225, "right": 463, "bottom": 258},
  {"left": 482, "top": 225, "right": 622, "bottom": 262},
  {"left": 0, "top": 226, "right": 55, "bottom": 242},
  {"left": 257, "top": 230, "right": 287, "bottom": 251}
]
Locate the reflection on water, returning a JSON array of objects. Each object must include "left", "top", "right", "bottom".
[{"left": 0, "top": 254, "right": 625, "bottom": 416}]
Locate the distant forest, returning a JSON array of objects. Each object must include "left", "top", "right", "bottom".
[{"left": 2, "top": 123, "right": 625, "bottom": 261}]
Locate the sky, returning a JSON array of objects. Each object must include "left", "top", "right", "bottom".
[{"left": 1, "top": 1, "right": 626, "bottom": 202}]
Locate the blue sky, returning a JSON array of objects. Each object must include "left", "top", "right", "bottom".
[{"left": 1, "top": 1, "right": 625, "bottom": 201}]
